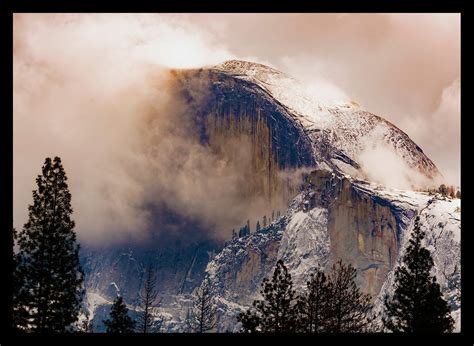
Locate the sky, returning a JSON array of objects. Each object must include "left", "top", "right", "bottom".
[
  {"left": 13, "top": 13, "right": 460, "bottom": 245},
  {"left": 180, "top": 13, "right": 460, "bottom": 186}
]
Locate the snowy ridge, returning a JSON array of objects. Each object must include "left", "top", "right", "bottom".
[
  {"left": 214, "top": 60, "right": 350, "bottom": 129},
  {"left": 214, "top": 60, "right": 440, "bottom": 183}
]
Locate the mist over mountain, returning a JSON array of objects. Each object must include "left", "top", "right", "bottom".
[{"left": 77, "top": 60, "right": 460, "bottom": 331}]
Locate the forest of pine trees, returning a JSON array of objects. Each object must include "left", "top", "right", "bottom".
[
  {"left": 11, "top": 156, "right": 458, "bottom": 334},
  {"left": 420, "top": 184, "right": 460, "bottom": 199},
  {"left": 238, "top": 260, "right": 375, "bottom": 333},
  {"left": 238, "top": 230, "right": 454, "bottom": 334},
  {"left": 232, "top": 210, "right": 283, "bottom": 241}
]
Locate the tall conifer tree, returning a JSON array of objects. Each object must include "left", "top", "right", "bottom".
[
  {"left": 103, "top": 296, "right": 136, "bottom": 333},
  {"left": 383, "top": 216, "right": 454, "bottom": 333},
  {"left": 238, "top": 260, "right": 298, "bottom": 332},
  {"left": 13, "top": 157, "right": 84, "bottom": 332},
  {"left": 190, "top": 278, "right": 217, "bottom": 333},
  {"left": 324, "top": 260, "right": 374, "bottom": 333},
  {"left": 136, "top": 264, "right": 162, "bottom": 333},
  {"left": 296, "top": 268, "right": 331, "bottom": 332}
]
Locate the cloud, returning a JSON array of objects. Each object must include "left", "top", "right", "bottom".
[
  {"left": 181, "top": 13, "right": 460, "bottom": 183},
  {"left": 399, "top": 79, "right": 460, "bottom": 187},
  {"left": 13, "top": 13, "right": 306, "bottom": 246},
  {"left": 357, "top": 125, "right": 436, "bottom": 190},
  {"left": 13, "top": 14, "right": 235, "bottom": 245},
  {"left": 13, "top": 13, "right": 460, "bottom": 246}
]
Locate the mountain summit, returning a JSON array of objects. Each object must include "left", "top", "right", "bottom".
[{"left": 212, "top": 60, "right": 440, "bottom": 187}]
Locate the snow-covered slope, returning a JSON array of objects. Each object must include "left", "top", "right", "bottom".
[{"left": 213, "top": 60, "right": 441, "bottom": 184}]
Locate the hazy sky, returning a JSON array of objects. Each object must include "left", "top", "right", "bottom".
[
  {"left": 13, "top": 13, "right": 460, "bottom": 245},
  {"left": 179, "top": 13, "right": 460, "bottom": 186}
]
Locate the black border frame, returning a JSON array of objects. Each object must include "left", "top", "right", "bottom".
[{"left": 1, "top": 1, "right": 470, "bottom": 345}]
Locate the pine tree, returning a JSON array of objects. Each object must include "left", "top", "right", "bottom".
[
  {"left": 383, "top": 216, "right": 454, "bottom": 333},
  {"left": 324, "top": 260, "right": 374, "bottom": 333},
  {"left": 296, "top": 268, "right": 331, "bottom": 332},
  {"left": 438, "top": 184, "right": 448, "bottom": 197},
  {"left": 256, "top": 221, "right": 261, "bottom": 233},
  {"left": 103, "top": 296, "right": 136, "bottom": 333},
  {"left": 136, "top": 264, "right": 162, "bottom": 333},
  {"left": 238, "top": 260, "right": 298, "bottom": 333},
  {"left": 238, "top": 309, "right": 260, "bottom": 333},
  {"left": 263, "top": 215, "right": 267, "bottom": 227},
  {"left": 238, "top": 224, "right": 250, "bottom": 237},
  {"left": 191, "top": 278, "right": 217, "bottom": 333},
  {"left": 13, "top": 157, "right": 84, "bottom": 332},
  {"left": 448, "top": 186, "right": 456, "bottom": 198}
]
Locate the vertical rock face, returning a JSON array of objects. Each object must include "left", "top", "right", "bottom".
[
  {"left": 304, "top": 170, "right": 399, "bottom": 296},
  {"left": 205, "top": 112, "right": 286, "bottom": 207},
  {"left": 211, "top": 170, "right": 405, "bottom": 297},
  {"left": 328, "top": 191, "right": 398, "bottom": 296},
  {"left": 208, "top": 223, "right": 285, "bottom": 306},
  {"left": 174, "top": 69, "right": 316, "bottom": 218}
]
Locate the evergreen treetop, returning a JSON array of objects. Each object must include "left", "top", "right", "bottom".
[
  {"left": 13, "top": 156, "right": 84, "bottom": 332},
  {"left": 383, "top": 216, "right": 454, "bottom": 333},
  {"left": 103, "top": 296, "right": 136, "bottom": 333},
  {"left": 238, "top": 260, "right": 298, "bottom": 333}
]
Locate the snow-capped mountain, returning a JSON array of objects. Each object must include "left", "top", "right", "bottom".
[
  {"left": 212, "top": 60, "right": 440, "bottom": 183},
  {"left": 81, "top": 60, "right": 459, "bottom": 332}
]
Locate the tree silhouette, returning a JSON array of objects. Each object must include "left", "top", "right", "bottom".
[
  {"left": 383, "top": 216, "right": 454, "bottom": 333},
  {"left": 13, "top": 157, "right": 84, "bottom": 332},
  {"left": 136, "top": 264, "right": 163, "bottom": 333},
  {"left": 239, "top": 259, "right": 375, "bottom": 333},
  {"left": 296, "top": 268, "right": 331, "bottom": 332},
  {"left": 324, "top": 260, "right": 374, "bottom": 333},
  {"left": 238, "top": 260, "right": 298, "bottom": 332},
  {"left": 103, "top": 296, "right": 136, "bottom": 333},
  {"left": 190, "top": 278, "right": 217, "bottom": 332}
]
